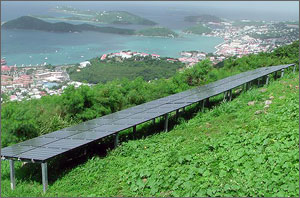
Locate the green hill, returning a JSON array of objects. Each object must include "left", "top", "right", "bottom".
[
  {"left": 2, "top": 16, "right": 136, "bottom": 35},
  {"left": 2, "top": 16, "right": 176, "bottom": 37},
  {"left": 67, "top": 56, "right": 184, "bottom": 84},
  {"left": 1, "top": 71, "right": 298, "bottom": 197}
]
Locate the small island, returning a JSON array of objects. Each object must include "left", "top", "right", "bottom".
[
  {"left": 183, "top": 24, "right": 212, "bottom": 35},
  {"left": 49, "top": 6, "right": 157, "bottom": 26},
  {"left": 136, "top": 27, "right": 179, "bottom": 38},
  {"left": 2, "top": 16, "right": 177, "bottom": 38},
  {"left": 184, "top": 14, "right": 223, "bottom": 23}
]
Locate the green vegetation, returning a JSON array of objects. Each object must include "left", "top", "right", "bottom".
[
  {"left": 53, "top": 6, "right": 157, "bottom": 25},
  {"left": 184, "top": 24, "right": 212, "bottom": 35},
  {"left": 136, "top": 27, "right": 179, "bottom": 38},
  {"left": 67, "top": 56, "right": 185, "bottom": 84},
  {"left": 184, "top": 15, "right": 223, "bottom": 23},
  {"left": 1, "top": 70, "right": 298, "bottom": 197}
]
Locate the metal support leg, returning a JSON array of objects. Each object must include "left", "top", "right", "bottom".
[
  {"left": 229, "top": 89, "right": 232, "bottom": 101},
  {"left": 9, "top": 160, "right": 15, "bottom": 190},
  {"left": 41, "top": 162, "right": 48, "bottom": 193},
  {"left": 223, "top": 91, "right": 227, "bottom": 102},
  {"left": 164, "top": 113, "right": 169, "bottom": 132},
  {"left": 114, "top": 133, "right": 119, "bottom": 147},
  {"left": 201, "top": 100, "right": 205, "bottom": 112},
  {"left": 266, "top": 75, "right": 270, "bottom": 85},
  {"left": 281, "top": 69, "right": 284, "bottom": 78},
  {"left": 133, "top": 125, "right": 136, "bottom": 133},
  {"left": 152, "top": 118, "right": 155, "bottom": 125},
  {"left": 182, "top": 107, "right": 185, "bottom": 112},
  {"left": 176, "top": 109, "right": 179, "bottom": 119},
  {"left": 293, "top": 65, "right": 296, "bottom": 73},
  {"left": 274, "top": 71, "right": 277, "bottom": 80},
  {"left": 257, "top": 78, "right": 260, "bottom": 87}
]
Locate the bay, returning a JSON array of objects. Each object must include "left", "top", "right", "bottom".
[{"left": 1, "top": 29, "right": 223, "bottom": 66}]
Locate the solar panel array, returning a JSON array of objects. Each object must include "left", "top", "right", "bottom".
[{"left": 1, "top": 64, "right": 294, "bottom": 162}]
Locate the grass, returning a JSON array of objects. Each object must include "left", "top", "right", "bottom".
[{"left": 1, "top": 72, "right": 299, "bottom": 197}]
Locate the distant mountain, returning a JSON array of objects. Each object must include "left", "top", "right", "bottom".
[
  {"left": 2, "top": 16, "right": 176, "bottom": 38},
  {"left": 2, "top": 16, "right": 135, "bottom": 35},
  {"left": 184, "top": 15, "right": 223, "bottom": 23}
]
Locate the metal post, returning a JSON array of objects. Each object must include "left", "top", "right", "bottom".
[
  {"left": 41, "top": 162, "right": 48, "bottom": 193},
  {"left": 257, "top": 78, "right": 260, "bottom": 87},
  {"left": 114, "top": 133, "right": 119, "bottom": 147},
  {"left": 274, "top": 71, "right": 277, "bottom": 80},
  {"left": 176, "top": 109, "right": 179, "bottom": 119},
  {"left": 281, "top": 69, "right": 284, "bottom": 78},
  {"left": 9, "top": 160, "right": 15, "bottom": 190},
  {"left": 201, "top": 100, "right": 205, "bottom": 112},
  {"left": 152, "top": 118, "right": 155, "bottom": 125},
  {"left": 293, "top": 65, "right": 296, "bottom": 73},
  {"left": 229, "top": 89, "right": 232, "bottom": 101},
  {"left": 223, "top": 91, "right": 227, "bottom": 102},
  {"left": 164, "top": 113, "right": 169, "bottom": 132},
  {"left": 266, "top": 75, "right": 270, "bottom": 85},
  {"left": 182, "top": 107, "right": 185, "bottom": 112},
  {"left": 133, "top": 125, "right": 136, "bottom": 133}
]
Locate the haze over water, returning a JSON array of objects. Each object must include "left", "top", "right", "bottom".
[{"left": 1, "top": 1, "right": 298, "bottom": 66}]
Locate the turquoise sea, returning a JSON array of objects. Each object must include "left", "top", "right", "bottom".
[{"left": 2, "top": 29, "right": 223, "bottom": 66}]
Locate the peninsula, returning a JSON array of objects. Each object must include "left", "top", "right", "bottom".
[{"left": 2, "top": 16, "right": 176, "bottom": 38}]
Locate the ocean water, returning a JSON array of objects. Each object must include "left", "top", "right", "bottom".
[{"left": 2, "top": 29, "right": 223, "bottom": 66}]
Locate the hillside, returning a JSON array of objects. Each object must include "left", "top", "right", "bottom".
[
  {"left": 184, "top": 15, "right": 223, "bottom": 23},
  {"left": 67, "top": 56, "right": 184, "bottom": 84},
  {"left": 184, "top": 24, "right": 212, "bottom": 35},
  {"left": 1, "top": 71, "right": 298, "bottom": 197}
]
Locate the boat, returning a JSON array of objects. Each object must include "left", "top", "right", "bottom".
[{"left": 45, "top": 57, "right": 48, "bottom": 60}]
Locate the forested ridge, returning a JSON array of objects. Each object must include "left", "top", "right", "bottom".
[{"left": 1, "top": 41, "right": 298, "bottom": 148}]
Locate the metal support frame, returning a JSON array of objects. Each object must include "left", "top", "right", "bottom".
[
  {"left": 164, "top": 113, "right": 169, "bottom": 132},
  {"left": 41, "top": 162, "right": 48, "bottom": 193},
  {"left": 265, "top": 74, "right": 270, "bottom": 85},
  {"left": 114, "top": 133, "right": 119, "bottom": 147},
  {"left": 152, "top": 118, "right": 155, "bottom": 125},
  {"left": 257, "top": 77, "right": 260, "bottom": 87},
  {"left": 176, "top": 109, "right": 179, "bottom": 119},
  {"left": 281, "top": 69, "right": 284, "bottom": 78},
  {"left": 201, "top": 100, "right": 205, "bottom": 112},
  {"left": 9, "top": 159, "right": 15, "bottom": 190}
]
